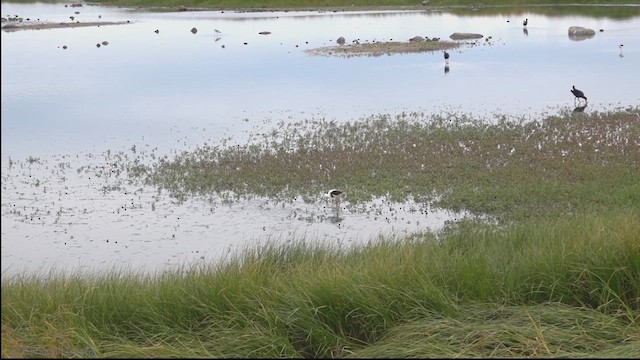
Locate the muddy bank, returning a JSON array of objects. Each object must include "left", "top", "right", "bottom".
[
  {"left": 307, "top": 40, "right": 463, "bottom": 58},
  {"left": 1, "top": 20, "right": 132, "bottom": 32}
]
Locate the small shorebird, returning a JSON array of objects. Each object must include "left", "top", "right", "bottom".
[
  {"left": 523, "top": 18, "right": 528, "bottom": 27},
  {"left": 443, "top": 50, "right": 450, "bottom": 63},
  {"left": 327, "top": 189, "right": 344, "bottom": 205},
  {"left": 327, "top": 189, "right": 344, "bottom": 218}
]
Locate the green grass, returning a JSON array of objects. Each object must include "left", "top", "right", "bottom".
[
  {"left": 5, "top": 0, "right": 640, "bottom": 17},
  {"left": 2, "top": 210, "right": 639, "bottom": 357},
  {"left": 133, "top": 107, "right": 640, "bottom": 223}
]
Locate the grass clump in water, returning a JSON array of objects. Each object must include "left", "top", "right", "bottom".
[{"left": 134, "top": 107, "right": 640, "bottom": 223}]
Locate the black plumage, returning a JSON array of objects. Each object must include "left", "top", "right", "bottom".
[{"left": 571, "top": 85, "right": 587, "bottom": 102}]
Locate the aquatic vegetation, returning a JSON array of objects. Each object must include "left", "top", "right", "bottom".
[{"left": 132, "top": 107, "right": 640, "bottom": 222}]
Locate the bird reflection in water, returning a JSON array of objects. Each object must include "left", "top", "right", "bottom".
[
  {"left": 573, "top": 104, "right": 587, "bottom": 113},
  {"left": 523, "top": 28, "right": 529, "bottom": 36},
  {"left": 444, "top": 64, "right": 450, "bottom": 74}
]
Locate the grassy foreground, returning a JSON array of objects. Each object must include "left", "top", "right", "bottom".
[
  {"left": 3, "top": 107, "right": 640, "bottom": 358},
  {"left": 2, "top": 211, "right": 639, "bottom": 358}
]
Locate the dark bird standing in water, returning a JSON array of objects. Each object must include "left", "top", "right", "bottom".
[
  {"left": 571, "top": 85, "right": 587, "bottom": 104},
  {"left": 523, "top": 18, "right": 528, "bottom": 26},
  {"left": 444, "top": 50, "right": 450, "bottom": 62}
]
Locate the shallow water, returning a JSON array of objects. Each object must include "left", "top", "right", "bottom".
[
  {"left": 1, "top": 152, "right": 472, "bottom": 276},
  {"left": 1, "top": 3, "right": 639, "bottom": 277}
]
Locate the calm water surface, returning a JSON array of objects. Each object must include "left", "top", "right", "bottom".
[{"left": 2, "top": 3, "right": 639, "bottom": 277}]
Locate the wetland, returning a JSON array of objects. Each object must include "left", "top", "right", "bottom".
[{"left": 2, "top": 2, "right": 640, "bottom": 277}]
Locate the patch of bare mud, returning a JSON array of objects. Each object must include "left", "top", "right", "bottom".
[
  {"left": 306, "top": 40, "right": 463, "bottom": 58},
  {"left": 1, "top": 20, "right": 132, "bottom": 32}
]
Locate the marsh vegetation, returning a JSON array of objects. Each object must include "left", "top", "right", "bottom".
[
  {"left": 3, "top": 107, "right": 639, "bottom": 358},
  {"left": 2, "top": 0, "right": 640, "bottom": 357}
]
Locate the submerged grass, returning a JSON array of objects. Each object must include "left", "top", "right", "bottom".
[
  {"left": 2, "top": 210, "right": 639, "bottom": 357},
  {"left": 133, "top": 107, "right": 640, "bottom": 223}
]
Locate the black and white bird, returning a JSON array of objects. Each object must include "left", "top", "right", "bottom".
[
  {"left": 327, "top": 189, "right": 344, "bottom": 213},
  {"left": 571, "top": 85, "right": 587, "bottom": 104},
  {"left": 619, "top": 44, "right": 624, "bottom": 57},
  {"left": 523, "top": 18, "right": 528, "bottom": 27},
  {"left": 444, "top": 50, "right": 450, "bottom": 63}
]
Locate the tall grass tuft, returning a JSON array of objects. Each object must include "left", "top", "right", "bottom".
[{"left": 3, "top": 210, "right": 639, "bottom": 357}]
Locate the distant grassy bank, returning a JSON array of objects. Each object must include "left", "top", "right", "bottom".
[
  {"left": 5, "top": 0, "right": 640, "bottom": 11},
  {"left": 84, "top": 0, "right": 640, "bottom": 10}
]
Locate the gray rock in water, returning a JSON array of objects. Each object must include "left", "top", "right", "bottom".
[
  {"left": 568, "top": 26, "right": 595, "bottom": 36},
  {"left": 449, "top": 32, "right": 483, "bottom": 40},
  {"left": 409, "top": 36, "right": 425, "bottom": 42},
  {"left": 336, "top": 36, "right": 345, "bottom": 45},
  {"left": 568, "top": 26, "right": 595, "bottom": 41}
]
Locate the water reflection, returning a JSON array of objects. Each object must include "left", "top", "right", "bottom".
[
  {"left": 523, "top": 28, "right": 529, "bottom": 36},
  {"left": 573, "top": 104, "right": 587, "bottom": 113},
  {"left": 2, "top": 3, "right": 639, "bottom": 159},
  {"left": 0, "top": 153, "right": 475, "bottom": 277},
  {"left": 444, "top": 64, "right": 450, "bottom": 74}
]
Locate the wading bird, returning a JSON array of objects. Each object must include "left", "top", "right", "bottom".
[
  {"left": 619, "top": 44, "right": 624, "bottom": 57},
  {"left": 327, "top": 189, "right": 344, "bottom": 217},
  {"left": 444, "top": 50, "right": 450, "bottom": 63},
  {"left": 571, "top": 85, "right": 587, "bottom": 104},
  {"left": 523, "top": 18, "right": 528, "bottom": 27}
]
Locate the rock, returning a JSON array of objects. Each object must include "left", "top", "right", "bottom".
[
  {"left": 191, "top": 27, "right": 197, "bottom": 34},
  {"left": 568, "top": 26, "right": 595, "bottom": 41},
  {"left": 336, "top": 36, "right": 345, "bottom": 45},
  {"left": 449, "top": 32, "right": 483, "bottom": 40},
  {"left": 568, "top": 26, "right": 595, "bottom": 36},
  {"left": 409, "top": 36, "right": 424, "bottom": 42}
]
